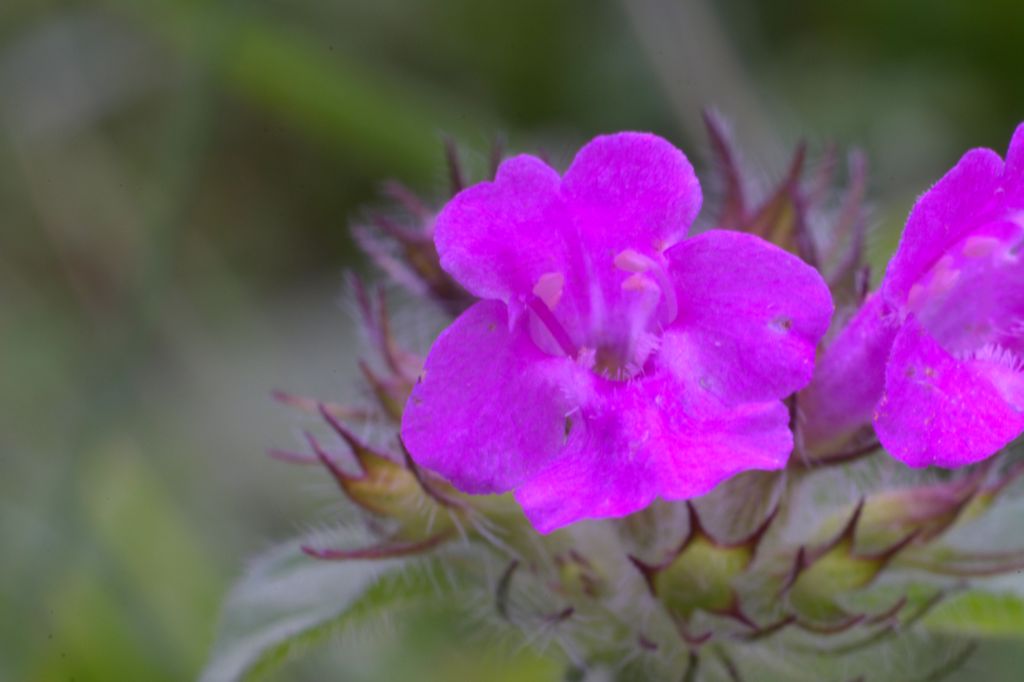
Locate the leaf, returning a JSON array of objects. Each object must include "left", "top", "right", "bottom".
[
  {"left": 199, "top": 538, "right": 459, "bottom": 682},
  {"left": 726, "top": 631, "right": 977, "bottom": 682},
  {"left": 922, "top": 590, "right": 1024, "bottom": 639}
]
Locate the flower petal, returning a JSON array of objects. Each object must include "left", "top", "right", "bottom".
[
  {"left": 401, "top": 300, "right": 589, "bottom": 493},
  {"left": 801, "top": 293, "right": 900, "bottom": 448},
  {"left": 562, "top": 132, "right": 702, "bottom": 256},
  {"left": 1005, "top": 121, "right": 1024, "bottom": 203},
  {"left": 657, "top": 394, "right": 792, "bottom": 501},
  {"left": 513, "top": 421, "right": 661, "bottom": 535},
  {"left": 515, "top": 374, "right": 791, "bottom": 533},
  {"left": 515, "top": 376, "right": 676, "bottom": 533},
  {"left": 663, "top": 230, "right": 833, "bottom": 405},
  {"left": 434, "top": 155, "right": 568, "bottom": 303},
  {"left": 874, "top": 317, "right": 1024, "bottom": 468},
  {"left": 882, "top": 147, "right": 1004, "bottom": 306}
]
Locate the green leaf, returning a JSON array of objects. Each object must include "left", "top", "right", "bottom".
[
  {"left": 200, "top": 538, "right": 458, "bottom": 682},
  {"left": 922, "top": 590, "right": 1024, "bottom": 639}
]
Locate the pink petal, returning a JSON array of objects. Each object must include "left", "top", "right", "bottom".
[
  {"left": 513, "top": 419, "right": 661, "bottom": 534},
  {"left": 1004, "top": 121, "right": 1024, "bottom": 204},
  {"left": 874, "top": 317, "right": 1024, "bottom": 468},
  {"left": 801, "top": 293, "right": 900, "bottom": 448},
  {"left": 401, "top": 300, "right": 590, "bottom": 493},
  {"left": 882, "top": 148, "right": 1004, "bottom": 306},
  {"left": 658, "top": 392, "right": 792, "bottom": 500},
  {"left": 515, "top": 374, "right": 792, "bottom": 533},
  {"left": 562, "top": 132, "right": 702, "bottom": 256},
  {"left": 434, "top": 155, "right": 569, "bottom": 304},
  {"left": 663, "top": 230, "right": 833, "bottom": 405}
]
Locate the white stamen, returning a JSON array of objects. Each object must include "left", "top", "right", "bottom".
[
  {"left": 613, "top": 249, "right": 650, "bottom": 273},
  {"left": 621, "top": 272, "right": 658, "bottom": 293},
  {"left": 613, "top": 249, "right": 679, "bottom": 323},
  {"left": 532, "top": 272, "right": 565, "bottom": 310}
]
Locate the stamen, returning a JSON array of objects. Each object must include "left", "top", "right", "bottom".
[
  {"left": 614, "top": 249, "right": 651, "bottom": 273},
  {"left": 648, "top": 263, "right": 679, "bottom": 323},
  {"left": 527, "top": 296, "right": 578, "bottom": 358},
  {"left": 614, "top": 249, "right": 678, "bottom": 323},
  {"left": 622, "top": 273, "right": 658, "bottom": 293},
  {"left": 532, "top": 272, "right": 565, "bottom": 309}
]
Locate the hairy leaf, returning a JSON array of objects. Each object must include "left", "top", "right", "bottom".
[{"left": 200, "top": 538, "right": 460, "bottom": 682}]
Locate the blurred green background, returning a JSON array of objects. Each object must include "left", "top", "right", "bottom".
[{"left": 2, "top": 1, "right": 1023, "bottom": 680}]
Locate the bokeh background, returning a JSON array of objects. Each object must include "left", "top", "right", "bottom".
[{"left": 3, "top": 1, "right": 1023, "bottom": 680}]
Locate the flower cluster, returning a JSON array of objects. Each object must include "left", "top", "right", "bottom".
[
  {"left": 245, "top": 120, "right": 1024, "bottom": 682},
  {"left": 403, "top": 124, "right": 1024, "bottom": 532}
]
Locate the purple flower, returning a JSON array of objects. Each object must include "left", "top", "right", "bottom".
[
  {"left": 401, "top": 133, "right": 833, "bottom": 532},
  {"left": 804, "top": 123, "right": 1024, "bottom": 468}
]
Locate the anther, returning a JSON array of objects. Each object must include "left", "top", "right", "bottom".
[
  {"left": 614, "top": 249, "right": 678, "bottom": 323},
  {"left": 532, "top": 272, "right": 565, "bottom": 310}
]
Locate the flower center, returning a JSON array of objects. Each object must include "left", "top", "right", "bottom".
[
  {"left": 907, "top": 216, "right": 1024, "bottom": 406},
  {"left": 613, "top": 249, "right": 678, "bottom": 324},
  {"left": 526, "top": 248, "right": 678, "bottom": 382},
  {"left": 581, "top": 337, "right": 660, "bottom": 382},
  {"left": 907, "top": 219, "right": 1024, "bottom": 355}
]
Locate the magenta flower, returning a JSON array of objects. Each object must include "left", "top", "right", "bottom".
[
  {"left": 400, "top": 133, "right": 833, "bottom": 532},
  {"left": 804, "top": 123, "right": 1024, "bottom": 468}
]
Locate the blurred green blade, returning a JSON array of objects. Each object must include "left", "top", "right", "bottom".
[
  {"left": 200, "top": 539, "right": 457, "bottom": 682},
  {"left": 100, "top": 0, "right": 489, "bottom": 181}
]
